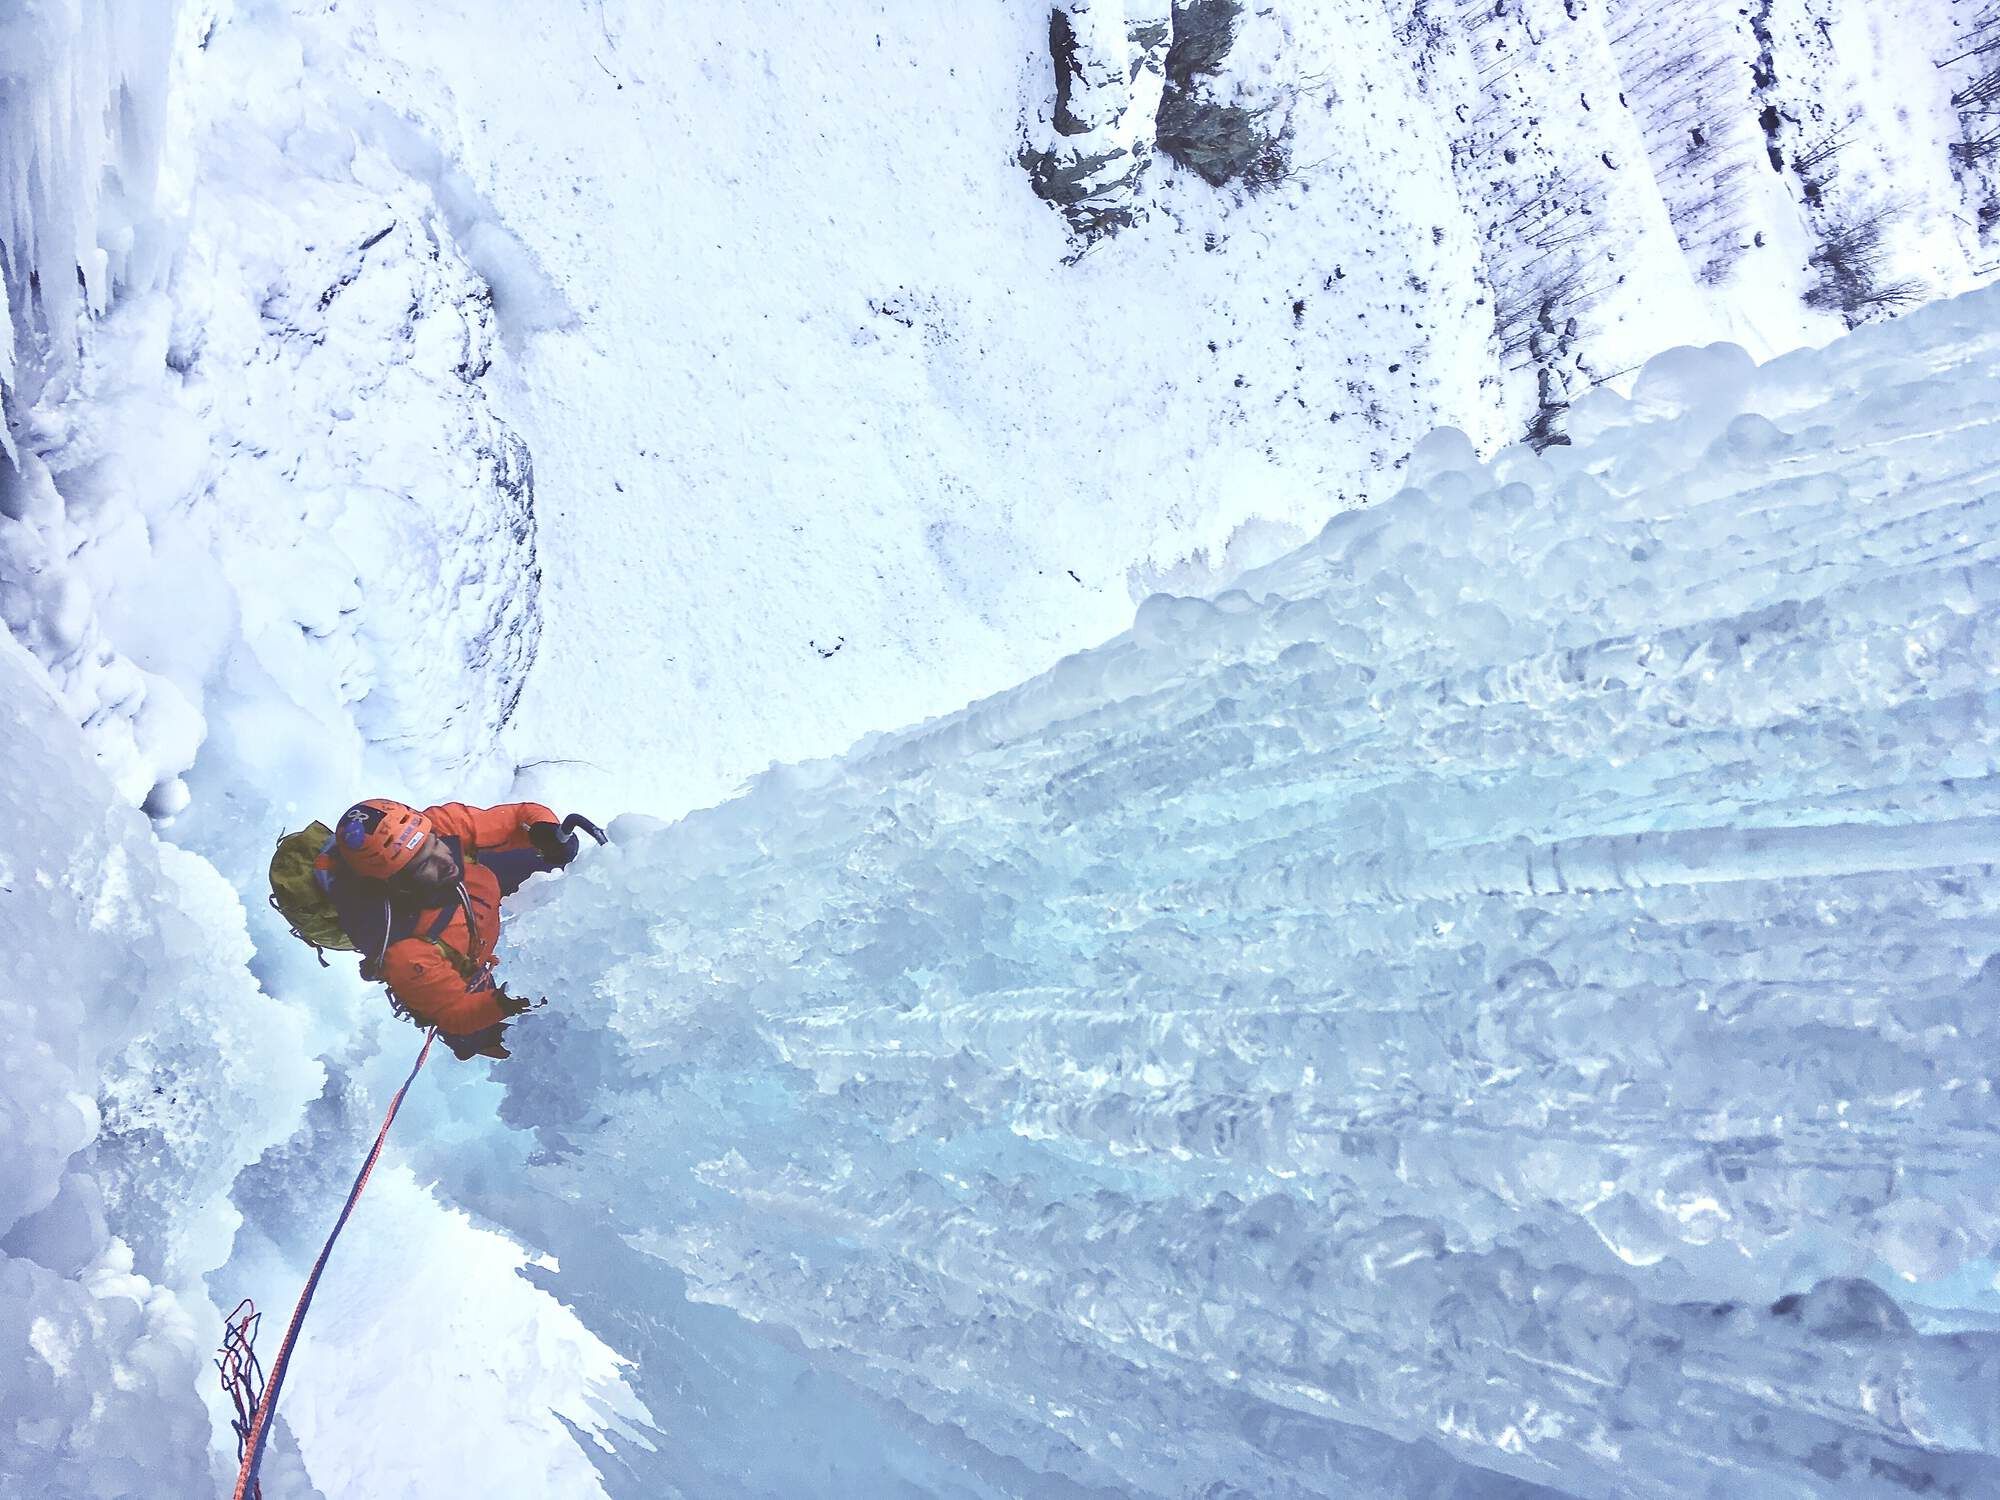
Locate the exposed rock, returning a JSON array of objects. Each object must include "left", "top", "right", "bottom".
[
  {"left": 1021, "top": 139, "right": 1146, "bottom": 240},
  {"left": 1157, "top": 0, "right": 1290, "bottom": 188},
  {"left": 1023, "top": 2, "right": 1172, "bottom": 244},
  {"left": 1025, "top": 0, "right": 1287, "bottom": 247}
]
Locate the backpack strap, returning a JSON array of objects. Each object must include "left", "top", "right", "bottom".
[
  {"left": 367, "top": 897, "right": 392, "bottom": 979},
  {"left": 363, "top": 876, "right": 483, "bottom": 1018},
  {"left": 418, "top": 881, "right": 483, "bottom": 980}
]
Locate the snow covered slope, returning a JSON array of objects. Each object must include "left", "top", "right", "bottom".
[
  {"left": 252, "top": 0, "right": 1996, "bottom": 824},
  {"left": 483, "top": 283, "right": 2000, "bottom": 1498},
  {"left": 7, "top": 0, "right": 1993, "bottom": 823}
]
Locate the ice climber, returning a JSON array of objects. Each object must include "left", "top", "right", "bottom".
[{"left": 269, "top": 798, "right": 605, "bottom": 1059}]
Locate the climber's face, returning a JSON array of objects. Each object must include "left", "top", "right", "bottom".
[{"left": 397, "top": 835, "right": 460, "bottom": 895}]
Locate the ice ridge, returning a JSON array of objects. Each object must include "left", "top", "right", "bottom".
[{"left": 480, "top": 291, "right": 2000, "bottom": 1497}]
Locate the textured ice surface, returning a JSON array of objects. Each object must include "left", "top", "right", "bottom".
[
  {"left": 2, "top": 1, "right": 542, "bottom": 811},
  {"left": 488, "top": 288, "right": 2000, "bottom": 1498},
  {"left": 0, "top": 631, "right": 318, "bottom": 1498},
  {"left": 0, "top": 0, "right": 180, "bottom": 406}
]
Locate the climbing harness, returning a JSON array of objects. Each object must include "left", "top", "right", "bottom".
[{"left": 226, "top": 1028, "right": 438, "bottom": 1500}]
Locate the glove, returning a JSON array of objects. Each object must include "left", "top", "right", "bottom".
[
  {"left": 446, "top": 1024, "right": 511, "bottom": 1061},
  {"left": 528, "top": 820, "right": 581, "bottom": 868},
  {"left": 496, "top": 988, "right": 541, "bottom": 1018}
]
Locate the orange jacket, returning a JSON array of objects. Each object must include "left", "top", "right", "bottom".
[{"left": 377, "top": 801, "right": 559, "bottom": 1036}]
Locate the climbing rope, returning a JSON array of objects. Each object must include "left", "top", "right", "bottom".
[
  {"left": 228, "top": 1028, "right": 438, "bottom": 1500},
  {"left": 216, "top": 1301, "right": 267, "bottom": 1499}
]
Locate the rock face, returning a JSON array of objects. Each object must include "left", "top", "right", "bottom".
[
  {"left": 1022, "top": 0, "right": 1997, "bottom": 453},
  {"left": 1155, "top": 0, "right": 1289, "bottom": 188},
  {"left": 1025, "top": 0, "right": 1291, "bottom": 243},
  {"left": 1023, "top": 1, "right": 1175, "bottom": 242}
]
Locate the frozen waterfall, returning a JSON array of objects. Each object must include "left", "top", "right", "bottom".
[{"left": 478, "top": 287, "right": 2000, "bottom": 1498}]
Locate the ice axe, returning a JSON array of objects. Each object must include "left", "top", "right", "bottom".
[{"left": 562, "top": 813, "right": 609, "bottom": 845}]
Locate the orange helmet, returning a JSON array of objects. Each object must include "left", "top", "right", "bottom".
[{"left": 334, "top": 798, "right": 433, "bottom": 878}]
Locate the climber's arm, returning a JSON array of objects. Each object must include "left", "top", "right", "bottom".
[
  {"left": 380, "top": 941, "right": 515, "bottom": 1036},
  {"left": 427, "top": 801, "right": 584, "bottom": 894},
  {"left": 424, "top": 801, "right": 558, "bottom": 853}
]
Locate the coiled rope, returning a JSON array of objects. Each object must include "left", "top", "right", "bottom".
[{"left": 228, "top": 1028, "right": 437, "bottom": 1500}]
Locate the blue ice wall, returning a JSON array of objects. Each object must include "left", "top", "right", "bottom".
[{"left": 486, "top": 289, "right": 2000, "bottom": 1499}]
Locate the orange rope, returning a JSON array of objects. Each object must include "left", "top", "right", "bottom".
[{"left": 229, "top": 1029, "right": 437, "bottom": 1500}]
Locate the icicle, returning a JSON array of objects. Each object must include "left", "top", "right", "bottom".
[{"left": 0, "top": 0, "right": 182, "bottom": 403}]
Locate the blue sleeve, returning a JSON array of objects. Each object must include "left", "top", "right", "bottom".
[{"left": 478, "top": 844, "right": 561, "bottom": 898}]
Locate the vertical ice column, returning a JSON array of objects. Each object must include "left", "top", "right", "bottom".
[
  {"left": 0, "top": 0, "right": 182, "bottom": 416},
  {"left": 0, "top": 631, "right": 316, "bottom": 1498},
  {"left": 486, "top": 287, "right": 2000, "bottom": 1494}
]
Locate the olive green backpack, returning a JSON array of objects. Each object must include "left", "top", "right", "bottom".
[{"left": 267, "top": 823, "right": 356, "bottom": 964}]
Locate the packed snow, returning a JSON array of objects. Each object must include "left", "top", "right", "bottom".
[{"left": 5, "top": 0, "right": 2000, "bottom": 1497}]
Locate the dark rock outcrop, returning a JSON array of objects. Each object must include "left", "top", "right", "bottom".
[
  {"left": 1156, "top": 0, "right": 1289, "bottom": 189},
  {"left": 1025, "top": 0, "right": 1289, "bottom": 247}
]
